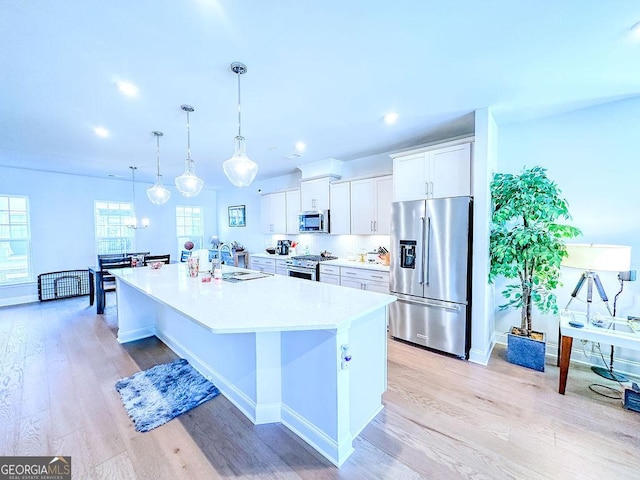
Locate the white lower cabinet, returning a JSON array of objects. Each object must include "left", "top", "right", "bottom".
[
  {"left": 250, "top": 257, "right": 276, "bottom": 274},
  {"left": 275, "top": 259, "right": 289, "bottom": 276},
  {"left": 340, "top": 267, "right": 390, "bottom": 293},
  {"left": 319, "top": 264, "right": 341, "bottom": 285}
]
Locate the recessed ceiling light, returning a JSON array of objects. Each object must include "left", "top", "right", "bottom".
[
  {"left": 295, "top": 141, "right": 306, "bottom": 152},
  {"left": 384, "top": 112, "right": 399, "bottom": 125},
  {"left": 93, "top": 127, "right": 109, "bottom": 138},
  {"left": 116, "top": 81, "right": 139, "bottom": 97}
]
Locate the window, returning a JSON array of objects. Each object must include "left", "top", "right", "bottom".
[
  {"left": 176, "top": 206, "right": 204, "bottom": 251},
  {"left": 95, "top": 201, "right": 135, "bottom": 254},
  {"left": 0, "top": 195, "right": 31, "bottom": 285}
]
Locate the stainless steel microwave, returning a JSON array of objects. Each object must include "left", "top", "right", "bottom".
[{"left": 298, "top": 210, "right": 330, "bottom": 233}]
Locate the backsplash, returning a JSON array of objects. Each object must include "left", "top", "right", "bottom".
[{"left": 265, "top": 233, "right": 390, "bottom": 260}]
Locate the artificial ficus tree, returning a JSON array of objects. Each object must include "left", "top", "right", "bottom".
[{"left": 489, "top": 166, "right": 581, "bottom": 335}]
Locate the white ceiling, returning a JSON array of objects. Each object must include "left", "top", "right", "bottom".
[{"left": 1, "top": 1, "right": 639, "bottom": 189}]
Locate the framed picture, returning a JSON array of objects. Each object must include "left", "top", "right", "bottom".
[{"left": 228, "top": 205, "right": 246, "bottom": 227}]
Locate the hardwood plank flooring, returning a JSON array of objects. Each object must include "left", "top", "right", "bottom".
[{"left": 1, "top": 296, "right": 639, "bottom": 479}]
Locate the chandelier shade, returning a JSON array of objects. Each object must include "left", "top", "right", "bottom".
[
  {"left": 175, "top": 104, "right": 204, "bottom": 197},
  {"left": 223, "top": 62, "right": 258, "bottom": 187},
  {"left": 147, "top": 131, "right": 171, "bottom": 205}
]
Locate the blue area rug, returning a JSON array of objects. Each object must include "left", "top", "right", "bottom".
[{"left": 115, "top": 358, "right": 220, "bottom": 432}]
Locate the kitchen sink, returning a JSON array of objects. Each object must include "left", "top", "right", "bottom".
[{"left": 222, "top": 271, "right": 273, "bottom": 282}]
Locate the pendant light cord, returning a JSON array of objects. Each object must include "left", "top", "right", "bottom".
[
  {"left": 237, "top": 71, "right": 242, "bottom": 137},
  {"left": 186, "top": 110, "right": 192, "bottom": 160},
  {"left": 155, "top": 135, "right": 161, "bottom": 177}
]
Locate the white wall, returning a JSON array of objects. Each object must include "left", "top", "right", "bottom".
[
  {"left": 496, "top": 96, "right": 640, "bottom": 370},
  {"left": 0, "top": 166, "right": 217, "bottom": 305}
]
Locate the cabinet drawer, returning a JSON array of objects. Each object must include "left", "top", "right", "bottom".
[
  {"left": 341, "top": 267, "right": 389, "bottom": 283},
  {"left": 319, "top": 264, "right": 340, "bottom": 276},
  {"left": 251, "top": 258, "right": 276, "bottom": 273}
]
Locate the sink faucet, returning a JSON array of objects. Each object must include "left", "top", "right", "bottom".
[{"left": 218, "top": 243, "right": 233, "bottom": 265}]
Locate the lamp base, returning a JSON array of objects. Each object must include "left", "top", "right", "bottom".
[{"left": 591, "top": 366, "right": 628, "bottom": 383}]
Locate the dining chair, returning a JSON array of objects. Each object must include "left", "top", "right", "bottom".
[
  {"left": 98, "top": 256, "right": 132, "bottom": 293},
  {"left": 180, "top": 250, "right": 192, "bottom": 262},
  {"left": 143, "top": 254, "right": 171, "bottom": 266}
]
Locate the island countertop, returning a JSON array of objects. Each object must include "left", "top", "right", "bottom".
[{"left": 111, "top": 263, "right": 396, "bottom": 334}]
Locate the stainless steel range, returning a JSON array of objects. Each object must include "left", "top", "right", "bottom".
[{"left": 286, "top": 254, "right": 338, "bottom": 281}]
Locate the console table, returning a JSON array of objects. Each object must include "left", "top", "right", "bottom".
[{"left": 558, "top": 310, "right": 640, "bottom": 394}]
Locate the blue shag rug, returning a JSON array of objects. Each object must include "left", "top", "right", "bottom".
[{"left": 115, "top": 358, "right": 220, "bottom": 432}]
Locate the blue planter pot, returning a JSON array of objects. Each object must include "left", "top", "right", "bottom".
[{"left": 506, "top": 329, "right": 546, "bottom": 372}]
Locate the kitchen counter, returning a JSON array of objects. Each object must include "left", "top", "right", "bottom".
[
  {"left": 323, "top": 258, "right": 390, "bottom": 272},
  {"left": 111, "top": 263, "right": 395, "bottom": 467},
  {"left": 251, "top": 252, "right": 294, "bottom": 260}
]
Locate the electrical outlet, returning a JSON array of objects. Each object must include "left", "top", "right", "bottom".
[{"left": 619, "top": 270, "right": 637, "bottom": 281}]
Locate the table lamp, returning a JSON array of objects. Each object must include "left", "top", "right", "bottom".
[{"left": 562, "top": 243, "right": 632, "bottom": 381}]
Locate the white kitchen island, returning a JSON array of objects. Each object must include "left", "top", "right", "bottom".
[{"left": 111, "top": 263, "right": 396, "bottom": 467}]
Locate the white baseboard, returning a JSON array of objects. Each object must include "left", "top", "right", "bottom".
[{"left": 0, "top": 294, "right": 39, "bottom": 307}]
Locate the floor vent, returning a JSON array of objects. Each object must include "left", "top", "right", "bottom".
[{"left": 38, "top": 269, "right": 90, "bottom": 301}]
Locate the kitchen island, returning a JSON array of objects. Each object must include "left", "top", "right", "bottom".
[{"left": 111, "top": 263, "right": 396, "bottom": 467}]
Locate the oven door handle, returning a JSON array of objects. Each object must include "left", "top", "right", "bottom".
[{"left": 287, "top": 265, "right": 316, "bottom": 280}]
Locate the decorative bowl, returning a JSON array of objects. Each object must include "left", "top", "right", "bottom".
[
  {"left": 150, "top": 262, "right": 164, "bottom": 269},
  {"left": 265, "top": 247, "right": 276, "bottom": 254}
]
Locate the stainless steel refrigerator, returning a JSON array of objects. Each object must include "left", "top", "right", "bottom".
[{"left": 389, "top": 196, "right": 472, "bottom": 358}]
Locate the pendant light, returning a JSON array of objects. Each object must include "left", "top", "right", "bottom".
[
  {"left": 223, "top": 62, "right": 258, "bottom": 187},
  {"left": 175, "top": 104, "right": 204, "bottom": 197},
  {"left": 126, "top": 166, "right": 150, "bottom": 229},
  {"left": 146, "top": 131, "right": 171, "bottom": 205}
]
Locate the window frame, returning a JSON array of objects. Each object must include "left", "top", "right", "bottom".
[
  {"left": 0, "top": 194, "right": 32, "bottom": 285},
  {"left": 94, "top": 200, "right": 135, "bottom": 255},
  {"left": 176, "top": 205, "right": 204, "bottom": 251}
]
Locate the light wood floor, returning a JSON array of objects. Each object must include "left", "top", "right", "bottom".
[{"left": 1, "top": 296, "right": 639, "bottom": 479}]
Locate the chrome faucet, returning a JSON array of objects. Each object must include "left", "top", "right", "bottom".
[{"left": 217, "top": 243, "right": 233, "bottom": 265}]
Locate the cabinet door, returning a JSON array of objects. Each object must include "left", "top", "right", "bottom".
[
  {"left": 350, "top": 179, "right": 375, "bottom": 234},
  {"left": 374, "top": 176, "right": 393, "bottom": 234},
  {"left": 330, "top": 182, "right": 350, "bottom": 234},
  {"left": 340, "top": 277, "right": 363, "bottom": 290},
  {"left": 301, "top": 177, "right": 330, "bottom": 211},
  {"left": 363, "top": 280, "right": 389, "bottom": 294},
  {"left": 392, "top": 153, "right": 427, "bottom": 202},
  {"left": 275, "top": 260, "right": 289, "bottom": 276},
  {"left": 285, "top": 189, "right": 301, "bottom": 234},
  {"left": 320, "top": 274, "right": 340, "bottom": 285},
  {"left": 430, "top": 143, "right": 471, "bottom": 198},
  {"left": 261, "top": 193, "right": 286, "bottom": 233}
]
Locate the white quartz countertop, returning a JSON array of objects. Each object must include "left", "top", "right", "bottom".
[
  {"left": 111, "top": 263, "right": 396, "bottom": 334},
  {"left": 251, "top": 253, "right": 294, "bottom": 260},
  {"left": 322, "top": 258, "right": 390, "bottom": 272}
]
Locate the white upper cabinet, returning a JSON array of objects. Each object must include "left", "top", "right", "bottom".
[
  {"left": 261, "top": 192, "right": 286, "bottom": 234},
  {"left": 300, "top": 177, "right": 330, "bottom": 211},
  {"left": 285, "top": 189, "right": 301, "bottom": 234},
  {"left": 329, "top": 182, "right": 350, "bottom": 235},
  {"left": 392, "top": 141, "right": 472, "bottom": 201},
  {"left": 350, "top": 175, "right": 393, "bottom": 235}
]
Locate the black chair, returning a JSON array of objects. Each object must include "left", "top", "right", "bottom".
[
  {"left": 125, "top": 251, "right": 150, "bottom": 257},
  {"left": 180, "top": 250, "right": 192, "bottom": 262},
  {"left": 143, "top": 254, "right": 171, "bottom": 266},
  {"left": 98, "top": 255, "right": 132, "bottom": 293}
]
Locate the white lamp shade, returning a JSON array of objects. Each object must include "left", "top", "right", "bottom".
[
  {"left": 562, "top": 243, "right": 631, "bottom": 272},
  {"left": 223, "top": 136, "right": 258, "bottom": 187}
]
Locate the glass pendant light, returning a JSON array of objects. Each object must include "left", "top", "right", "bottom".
[
  {"left": 175, "top": 104, "right": 204, "bottom": 197},
  {"left": 146, "top": 131, "right": 171, "bottom": 205},
  {"left": 223, "top": 62, "right": 258, "bottom": 187},
  {"left": 126, "top": 166, "right": 150, "bottom": 229}
]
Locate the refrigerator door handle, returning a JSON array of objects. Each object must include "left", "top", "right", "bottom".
[
  {"left": 420, "top": 216, "right": 426, "bottom": 285},
  {"left": 425, "top": 217, "right": 431, "bottom": 286},
  {"left": 394, "top": 293, "right": 461, "bottom": 312}
]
